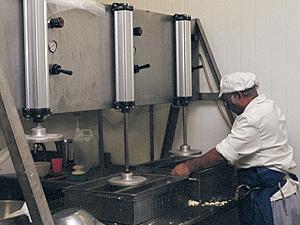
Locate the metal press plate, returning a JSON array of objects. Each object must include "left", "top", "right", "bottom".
[
  {"left": 108, "top": 175, "right": 147, "bottom": 186},
  {"left": 170, "top": 148, "right": 202, "bottom": 157},
  {"left": 26, "top": 133, "right": 64, "bottom": 143}
]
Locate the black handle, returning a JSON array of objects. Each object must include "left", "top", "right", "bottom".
[
  {"left": 59, "top": 68, "right": 73, "bottom": 75},
  {"left": 134, "top": 64, "right": 150, "bottom": 73},
  {"left": 50, "top": 64, "right": 73, "bottom": 76}
]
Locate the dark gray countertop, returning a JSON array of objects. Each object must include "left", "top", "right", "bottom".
[{"left": 0, "top": 163, "right": 240, "bottom": 225}]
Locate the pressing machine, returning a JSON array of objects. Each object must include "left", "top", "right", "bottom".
[{"left": 0, "top": 1, "right": 238, "bottom": 224}]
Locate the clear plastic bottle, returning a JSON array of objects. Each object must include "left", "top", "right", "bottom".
[{"left": 72, "top": 120, "right": 97, "bottom": 172}]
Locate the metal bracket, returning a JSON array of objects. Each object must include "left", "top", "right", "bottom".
[{"left": 194, "top": 18, "right": 235, "bottom": 124}]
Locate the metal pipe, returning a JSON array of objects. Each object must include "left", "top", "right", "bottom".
[
  {"left": 23, "top": 0, "right": 49, "bottom": 110},
  {"left": 182, "top": 106, "right": 187, "bottom": 145},
  {"left": 149, "top": 105, "right": 154, "bottom": 161},
  {"left": 98, "top": 110, "right": 105, "bottom": 168},
  {"left": 124, "top": 112, "right": 129, "bottom": 172}
]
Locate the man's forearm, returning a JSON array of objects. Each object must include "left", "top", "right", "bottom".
[{"left": 185, "top": 147, "right": 226, "bottom": 172}]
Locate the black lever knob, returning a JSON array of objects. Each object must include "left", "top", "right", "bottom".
[
  {"left": 134, "top": 64, "right": 150, "bottom": 73},
  {"left": 192, "top": 65, "right": 204, "bottom": 72},
  {"left": 133, "top": 27, "right": 143, "bottom": 36},
  {"left": 50, "top": 64, "right": 73, "bottom": 75},
  {"left": 48, "top": 17, "right": 64, "bottom": 28}
]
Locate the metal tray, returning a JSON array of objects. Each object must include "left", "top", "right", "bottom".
[
  {"left": 138, "top": 158, "right": 238, "bottom": 201},
  {"left": 63, "top": 173, "right": 199, "bottom": 225}
]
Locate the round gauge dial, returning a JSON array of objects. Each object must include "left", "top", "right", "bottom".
[{"left": 48, "top": 40, "right": 57, "bottom": 53}]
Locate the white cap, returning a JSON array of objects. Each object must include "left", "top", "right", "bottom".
[{"left": 219, "top": 72, "right": 258, "bottom": 97}]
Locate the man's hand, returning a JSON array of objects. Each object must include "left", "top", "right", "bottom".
[
  {"left": 171, "top": 163, "right": 191, "bottom": 176},
  {"left": 170, "top": 148, "right": 226, "bottom": 177}
]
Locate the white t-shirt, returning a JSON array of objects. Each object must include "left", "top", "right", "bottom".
[{"left": 216, "top": 94, "right": 297, "bottom": 200}]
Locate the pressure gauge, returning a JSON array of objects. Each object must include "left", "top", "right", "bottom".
[{"left": 48, "top": 40, "right": 57, "bottom": 53}]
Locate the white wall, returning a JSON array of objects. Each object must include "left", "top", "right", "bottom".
[{"left": 100, "top": 0, "right": 300, "bottom": 176}]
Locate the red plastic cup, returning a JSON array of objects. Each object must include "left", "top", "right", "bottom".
[{"left": 51, "top": 158, "right": 63, "bottom": 174}]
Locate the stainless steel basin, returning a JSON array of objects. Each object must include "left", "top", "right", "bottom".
[
  {"left": 0, "top": 200, "right": 29, "bottom": 225},
  {"left": 53, "top": 208, "right": 105, "bottom": 225}
]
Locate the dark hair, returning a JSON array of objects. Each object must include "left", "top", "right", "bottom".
[
  {"left": 240, "top": 84, "right": 258, "bottom": 97},
  {"left": 219, "top": 84, "right": 258, "bottom": 100}
]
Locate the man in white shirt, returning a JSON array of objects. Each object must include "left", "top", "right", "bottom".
[{"left": 171, "top": 72, "right": 300, "bottom": 225}]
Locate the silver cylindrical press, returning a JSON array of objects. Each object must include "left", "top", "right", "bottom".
[
  {"left": 109, "top": 4, "right": 147, "bottom": 186},
  {"left": 23, "top": 0, "right": 50, "bottom": 123},
  {"left": 24, "top": 0, "right": 49, "bottom": 109},
  {"left": 112, "top": 3, "right": 135, "bottom": 112},
  {"left": 171, "top": 15, "right": 202, "bottom": 157},
  {"left": 174, "top": 14, "right": 192, "bottom": 103}
]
